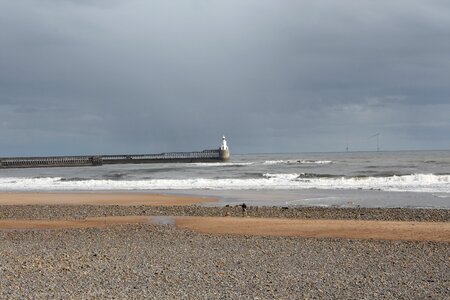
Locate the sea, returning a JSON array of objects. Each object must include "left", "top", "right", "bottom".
[{"left": 1, "top": 150, "right": 449, "bottom": 209}]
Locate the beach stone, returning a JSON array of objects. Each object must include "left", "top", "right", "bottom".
[
  {"left": 0, "top": 205, "right": 449, "bottom": 222},
  {"left": 0, "top": 204, "right": 449, "bottom": 299},
  {"left": 1, "top": 224, "right": 449, "bottom": 299}
]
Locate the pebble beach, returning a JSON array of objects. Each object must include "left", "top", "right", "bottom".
[
  {"left": 1, "top": 223, "right": 449, "bottom": 299},
  {"left": 0, "top": 193, "right": 449, "bottom": 299}
]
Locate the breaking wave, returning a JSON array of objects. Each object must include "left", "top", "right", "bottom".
[
  {"left": 263, "top": 160, "right": 332, "bottom": 165},
  {"left": 0, "top": 173, "right": 448, "bottom": 193},
  {"left": 190, "top": 162, "right": 254, "bottom": 167}
]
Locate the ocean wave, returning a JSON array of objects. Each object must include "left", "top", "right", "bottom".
[
  {"left": 263, "top": 160, "right": 332, "bottom": 165},
  {"left": 59, "top": 177, "right": 91, "bottom": 182},
  {"left": 0, "top": 173, "right": 449, "bottom": 193},
  {"left": 299, "top": 160, "right": 333, "bottom": 164},
  {"left": 190, "top": 162, "right": 254, "bottom": 167},
  {"left": 296, "top": 173, "right": 341, "bottom": 178}
]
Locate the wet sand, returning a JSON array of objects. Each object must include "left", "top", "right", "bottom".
[
  {"left": 0, "top": 192, "right": 217, "bottom": 206},
  {"left": 0, "top": 192, "right": 448, "bottom": 242},
  {"left": 1, "top": 215, "right": 449, "bottom": 242},
  {"left": 174, "top": 216, "right": 450, "bottom": 242}
]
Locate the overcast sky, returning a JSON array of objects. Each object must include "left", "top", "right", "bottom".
[{"left": 1, "top": 0, "right": 449, "bottom": 155}]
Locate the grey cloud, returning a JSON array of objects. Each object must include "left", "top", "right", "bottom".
[{"left": 0, "top": 0, "right": 449, "bottom": 155}]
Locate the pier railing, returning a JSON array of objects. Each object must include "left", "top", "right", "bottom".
[
  {"left": 0, "top": 149, "right": 224, "bottom": 169},
  {"left": 102, "top": 150, "right": 220, "bottom": 161}
]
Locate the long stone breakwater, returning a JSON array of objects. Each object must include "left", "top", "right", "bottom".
[
  {"left": 0, "top": 137, "right": 231, "bottom": 169},
  {"left": 0, "top": 149, "right": 230, "bottom": 169}
]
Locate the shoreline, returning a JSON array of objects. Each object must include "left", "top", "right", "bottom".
[
  {"left": 0, "top": 191, "right": 448, "bottom": 241},
  {"left": 1, "top": 190, "right": 450, "bottom": 209}
]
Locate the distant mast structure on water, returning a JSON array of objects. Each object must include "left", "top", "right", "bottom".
[{"left": 370, "top": 133, "right": 380, "bottom": 152}]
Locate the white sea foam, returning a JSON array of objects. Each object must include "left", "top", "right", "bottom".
[
  {"left": 298, "top": 160, "right": 333, "bottom": 165},
  {"left": 263, "top": 160, "right": 332, "bottom": 165},
  {"left": 0, "top": 173, "right": 449, "bottom": 193},
  {"left": 263, "top": 160, "right": 286, "bottom": 165},
  {"left": 432, "top": 194, "right": 450, "bottom": 198},
  {"left": 190, "top": 162, "right": 253, "bottom": 167},
  {"left": 263, "top": 173, "right": 450, "bottom": 193}
]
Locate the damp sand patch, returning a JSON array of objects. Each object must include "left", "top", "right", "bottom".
[{"left": 0, "top": 216, "right": 449, "bottom": 242}]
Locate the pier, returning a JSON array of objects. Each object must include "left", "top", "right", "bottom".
[{"left": 0, "top": 137, "right": 230, "bottom": 169}]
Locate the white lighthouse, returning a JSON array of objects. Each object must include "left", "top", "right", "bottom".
[
  {"left": 219, "top": 136, "right": 230, "bottom": 161},
  {"left": 220, "top": 136, "right": 228, "bottom": 150}
]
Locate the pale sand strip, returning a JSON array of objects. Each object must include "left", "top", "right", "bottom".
[
  {"left": 0, "top": 216, "right": 449, "bottom": 242},
  {"left": 175, "top": 217, "right": 450, "bottom": 242},
  {"left": 0, "top": 192, "right": 216, "bottom": 206}
]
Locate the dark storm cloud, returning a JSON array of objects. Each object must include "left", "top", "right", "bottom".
[{"left": 1, "top": 0, "right": 449, "bottom": 155}]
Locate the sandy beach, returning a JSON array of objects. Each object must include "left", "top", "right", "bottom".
[
  {"left": 0, "top": 192, "right": 449, "bottom": 299},
  {"left": 0, "top": 192, "right": 217, "bottom": 206}
]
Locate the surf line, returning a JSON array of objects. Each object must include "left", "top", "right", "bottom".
[{"left": 286, "top": 197, "right": 341, "bottom": 205}]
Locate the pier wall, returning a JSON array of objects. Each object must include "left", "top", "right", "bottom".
[{"left": 0, "top": 149, "right": 227, "bottom": 169}]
